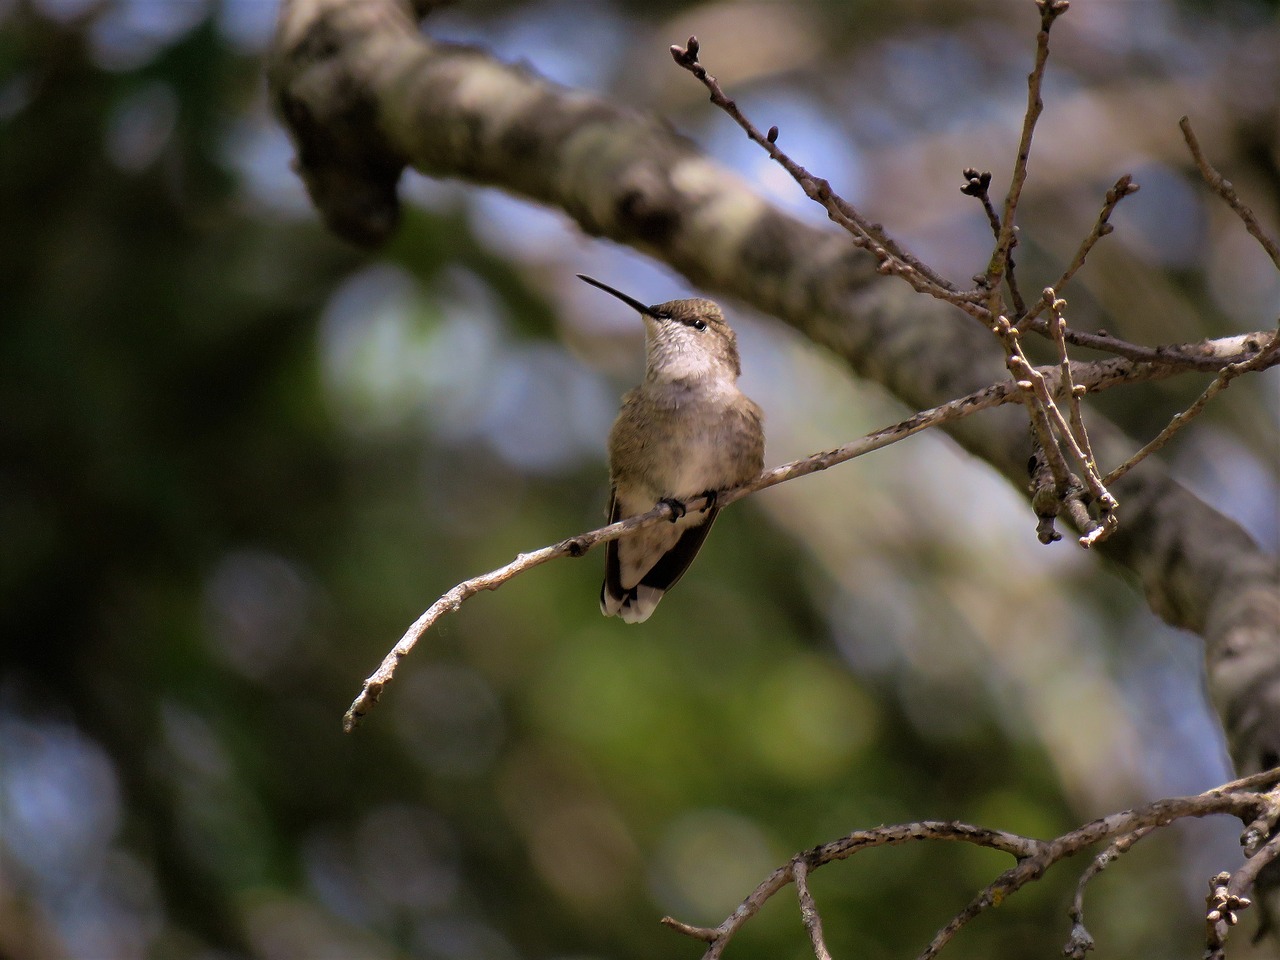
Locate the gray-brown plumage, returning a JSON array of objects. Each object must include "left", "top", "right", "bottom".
[{"left": 579, "top": 275, "right": 765, "bottom": 623}]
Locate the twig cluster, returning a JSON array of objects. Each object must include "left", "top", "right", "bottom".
[
  {"left": 660, "top": 769, "right": 1280, "bottom": 960},
  {"left": 669, "top": 0, "right": 1278, "bottom": 548}
]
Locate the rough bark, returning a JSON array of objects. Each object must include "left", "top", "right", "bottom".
[{"left": 269, "top": 0, "right": 1279, "bottom": 865}]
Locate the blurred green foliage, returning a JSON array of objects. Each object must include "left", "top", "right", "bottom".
[{"left": 1, "top": 1, "right": 1275, "bottom": 959}]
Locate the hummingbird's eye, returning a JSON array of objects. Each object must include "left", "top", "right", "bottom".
[{"left": 691, "top": 318, "right": 707, "bottom": 331}]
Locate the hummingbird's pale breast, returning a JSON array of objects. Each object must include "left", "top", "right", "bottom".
[{"left": 578, "top": 276, "right": 765, "bottom": 623}]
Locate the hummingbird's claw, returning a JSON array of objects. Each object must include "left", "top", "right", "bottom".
[
  {"left": 698, "top": 489, "right": 718, "bottom": 513},
  {"left": 658, "top": 497, "right": 688, "bottom": 522}
]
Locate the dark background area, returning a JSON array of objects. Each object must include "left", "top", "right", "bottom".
[{"left": 2, "top": 1, "right": 1277, "bottom": 957}]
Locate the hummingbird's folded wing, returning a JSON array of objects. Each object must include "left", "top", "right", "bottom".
[{"left": 601, "top": 489, "right": 718, "bottom": 623}]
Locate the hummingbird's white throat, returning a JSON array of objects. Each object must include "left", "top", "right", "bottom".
[{"left": 643, "top": 315, "right": 740, "bottom": 387}]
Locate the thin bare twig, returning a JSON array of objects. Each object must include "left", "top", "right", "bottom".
[
  {"left": 1018, "top": 175, "right": 1141, "bottom": 330},
  {"left": 997, "top": 309, "right": 1118, "bottom": 546},
  {"left": 794, "top": 858, "right": 833, "bottom": 960},
  {"left": 669, "top": 38, "right": 974, "bottom": 314},
  {"left": 986, "top": 0, "right": 1070, "bottom": 291},
  {"left": 1181, "top": 116, "right": 1280, "bottom": 271},
  {"left": 1038, "top": 291, "right": 1118, "bottom": 545},
  {"left": 1044, "top": 324, "right": 1262, "bottom": 372},
  {"left": 961, "top": 168, "right": 1027, "bottom": 316},
  {"left": 1230, "top": 828, "right": 1280, "bottom": 902},
  {"left": 1012, "top": 354, "right": 1074, "bottom": 487},
  {"left": 1063, "top": 825, "right": 1156, "bottom": 958},
  {"left": 1046, "top": 292, "right": 1100, "bottom": 482},
  {"left": 1104, "top": 326, "right": 1280, "bottom": 486},
  {"left": 1102, "top": 121, "right": 1280, "bottom": 485},
  {"left": 668, "top": 20, "right": 1236, "bottom": 392},
  {"left": 668, "top": 35, "right": 1201, "bottom": 393}
]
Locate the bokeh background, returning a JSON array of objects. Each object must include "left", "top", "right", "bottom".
[{"left": 3, "top": 0, "right": 1279, "bottom": 957}]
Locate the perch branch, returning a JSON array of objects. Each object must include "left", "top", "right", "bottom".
[{"left": 343, "top": 333, "right": 1279, "bottom": 731}]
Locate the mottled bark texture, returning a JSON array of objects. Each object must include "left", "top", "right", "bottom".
[{"left": 269, "top": 0, "right": 1278, "bottom": 835}]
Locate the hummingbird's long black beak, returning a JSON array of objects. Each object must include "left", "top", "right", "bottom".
[{"left": 577, "top": 275, "right": 661, "bottom": 319}]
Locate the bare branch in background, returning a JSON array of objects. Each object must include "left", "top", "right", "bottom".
[{"left": 661, "top": 769, "right": 1280, "bottom": 960}]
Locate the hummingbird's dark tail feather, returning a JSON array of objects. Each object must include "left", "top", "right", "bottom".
[{"left": 601, "top": 510, "right": 719, "bottom": 623}]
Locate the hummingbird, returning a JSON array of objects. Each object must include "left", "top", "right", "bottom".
[{"left": 578, "top": 275, "right": 765, "bottom": 623}]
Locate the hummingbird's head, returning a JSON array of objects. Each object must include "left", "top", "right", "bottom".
[{"left": 577, "top": 275, "right": 742, "bottom": 383}]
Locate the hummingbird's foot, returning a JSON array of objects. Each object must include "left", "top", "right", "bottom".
[
  {"left": 658, "top": 497, "right": 687, "bottom": 522},
  {"left": 697, "top": 489, "right": 718, "bottom": 513}
]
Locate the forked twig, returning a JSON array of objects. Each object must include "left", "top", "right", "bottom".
[{"left": 669, "top": 0, "right": 1132, "bottom": 547}]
